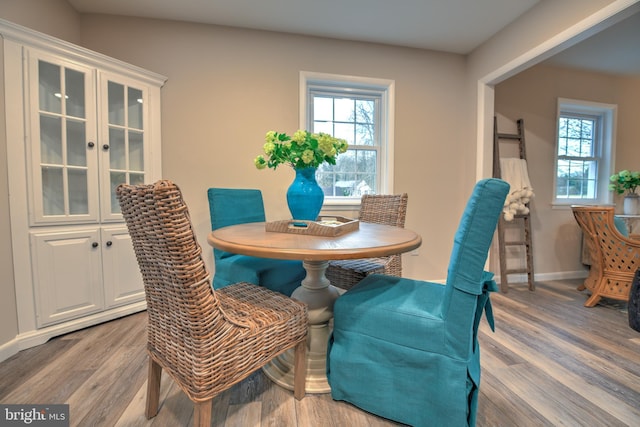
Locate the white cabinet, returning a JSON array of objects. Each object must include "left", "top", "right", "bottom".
[
  {"left": 30, "top": 228, "right": 104, "bottom": 326},
  {"left": 27, "top": 50, "right": 100, "bottom": 225},
  {"left": 2, "top": 19, "right": 166, "bottom": 346},
  {"left": 27, "top": 50, "right": 156, "bottom": 226},
  {"left": 101, "top": 226, "right": 146, "bottom": 308},
  {"left": 30, "top": 226, "right": 144, "bottom": 327}
]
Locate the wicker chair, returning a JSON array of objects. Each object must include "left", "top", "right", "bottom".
[
  {"left": 572, "top": 205, "right": 640, "bottom": 307},
  {"left": 117, "top": 180, "right": 308, "bottom": 427},
  {"left": 325, "top": 193, "right": 408, "bottom": 290},
  {"left": 574, "top": 207, "right": 632, "bottom": 293}
]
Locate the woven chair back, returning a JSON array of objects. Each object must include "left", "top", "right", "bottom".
[
  {"left": 358, "top": 194, "right": 408, "bottom": 227},
  {"left": 576, "top": 206, "right": 638, "bottom": 270},
  {"left": 117, "top": 180, "right": 221, "bottom": 357}
]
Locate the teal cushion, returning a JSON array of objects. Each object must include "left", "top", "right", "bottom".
[
  {"left": 333, "top": 276, "right": 446, "bottom": 351},
  {"left": 213, "top": 255, "right": 305, "bottom": 296},
  {"left": 207, "top": 187, "right": 306, "bottom": 296},
  {"left": 208, "top": 188, "right": 265, "bottom": 260},
  {"left": 614, "top": 216, "right": 629, "bottom": 237}
]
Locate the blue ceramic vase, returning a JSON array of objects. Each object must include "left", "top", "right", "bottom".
[{"left": 286, "top": 167, "right": 324, "bottom": 220}]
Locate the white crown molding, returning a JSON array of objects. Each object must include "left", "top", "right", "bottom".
[{"left": 0, "top": 18, "right": 167, "bottom": 86}]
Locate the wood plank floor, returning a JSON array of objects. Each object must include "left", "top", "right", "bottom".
[{"left": 1, "top": 279, "right": 639, "bottom": 426}]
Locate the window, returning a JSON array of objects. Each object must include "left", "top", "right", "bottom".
[
  {"left": 300, "top": 72, "right": 394, "bottom": 206},
  {"left": 553, "top": 98, "right": 616, "bottom": 206}
]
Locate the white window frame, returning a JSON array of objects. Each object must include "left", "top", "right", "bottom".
[
  {"left": 299, "top": 71, "right": 395, "bottom": 207},
  {"left": 552, "top": 98, "right": 617, "bottom": 207}
]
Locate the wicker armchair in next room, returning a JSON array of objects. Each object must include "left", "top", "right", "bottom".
[{"left": 572, "top": 205, "right": 640, "bottom": 307}]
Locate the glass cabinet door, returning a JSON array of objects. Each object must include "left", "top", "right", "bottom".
[
  {"left": 30, "top": 53, "right": 99, "bottom": 224},
  {"left": 100, "top": 73, "right": 148, "bottom": 220}
]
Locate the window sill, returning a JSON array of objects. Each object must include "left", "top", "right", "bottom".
[{"left": 322, "top": 198, "right": 361, "bottom": 212}]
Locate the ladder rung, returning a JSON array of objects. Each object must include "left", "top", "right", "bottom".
[
  {"left": 505, "top": 241, "right": 528, "bottom": 246},
  {"left": 505, "top": 268, "right": 529, "bottom": 274},
  {"left": 501, "top": 214, "right": 530, "bottom": 220},
  {"left": 496, "top": 133, "right": 521, "bottom": 140}
]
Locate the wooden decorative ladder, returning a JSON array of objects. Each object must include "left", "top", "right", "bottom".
[{"left": 493, "top": 117, "right": 535, "bottom": 292}]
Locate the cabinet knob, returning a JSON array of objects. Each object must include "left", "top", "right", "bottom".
[
  {"left": 106, "top": 241, "right": 113, "bottom": 247},
  {"left": 87, "top": 141, "right": 95, "bottom": 148},
  {"left": 92, "top": 242, "right": 99, "bottom": 248},
  {"left": 103, "top": 144, "right": 110, "bottom": 150}
]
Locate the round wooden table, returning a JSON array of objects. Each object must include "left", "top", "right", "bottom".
[{"left": 208, "top": 221, "right": 422, "bottom": 393}]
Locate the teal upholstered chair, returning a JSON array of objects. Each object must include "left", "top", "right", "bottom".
[
  {"left": 614, "top": 215, "right": 629, "bottom": 237},
  {"left": 327, "top": 178, "right": 509, "bottom": 427},
  {"left": 207, "top": 188, "right": 306, "bottom": 296}
]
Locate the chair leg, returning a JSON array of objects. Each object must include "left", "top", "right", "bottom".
[
  {"left": 145, "top": 358, "right": 162, "bottom": 419},
  {"left": 293, "top": 339, "right": 307, "bottom": 400},
  {"left": 193, "top": 400, "right": 212, "bottom": 427},
  {"left": 584, "top": 293, "right": 602, "bottom": 307}
]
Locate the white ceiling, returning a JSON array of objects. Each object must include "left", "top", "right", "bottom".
[
  {"left": 67, "top": 0, "right": 639, "bottom": 76},
  {"left": 67, "top": 0, "right": 540, "bottom": 54}
]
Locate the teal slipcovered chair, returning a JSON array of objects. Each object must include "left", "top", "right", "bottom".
[
  {"left": 207, "top": 188, "right": 306, "bottom": 296},
  {"left": 614, "top": 215, "right": 629, "bottom": 237},
  {"left": 327, "top": 178, "right": 509, "bottom": 427}
]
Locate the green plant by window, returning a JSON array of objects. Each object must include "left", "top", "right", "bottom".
[
  {"left": 254, "top": 130, "right": 348, "bottom": 170},
  {"left": 609, "top": 170, "right": 640, "bottom": 195}
]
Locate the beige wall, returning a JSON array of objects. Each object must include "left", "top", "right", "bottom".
[
  {"left": 617, "top": 76, "right": 640, "bottom": 166},
  {"left": 495, "top": 64, "right": 640, "bottom": 277},
  {"left": 77, "top": 15, "right": 469, "bottom": 280},
  {"left": 0, "top": 0, "right": 81, "bottom": 43},
  {"left": 1, "top": 0, "right": 637, "bottom": 355}
]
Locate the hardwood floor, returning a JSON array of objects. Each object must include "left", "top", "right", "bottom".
[{"left": 1, "top": 279, "right": 639, "bottom": 426}]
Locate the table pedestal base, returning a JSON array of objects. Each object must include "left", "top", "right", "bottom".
[
  {"left": 262, "top": 324, "right": 331, "bottom": 393},
  {"left": 263, "top": 260, "right": 339, "bottom": 394}
]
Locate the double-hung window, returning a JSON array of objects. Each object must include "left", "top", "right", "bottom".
[
  {"left": 553, "top": 98, "right": 616, "bottom": 206},
  {"left": 300, "top": 72, "right": 394, "bottom": 206}
]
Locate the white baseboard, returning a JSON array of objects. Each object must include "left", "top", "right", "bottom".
[
  {"left": 0, "top": 301, "right": 147, "bottom": 364},
  {"left": 0, "top": 338, "right": 21, "bottom": 364},
  {"left": 495, "top": 270, "right": 588, "bottom": 284}
]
